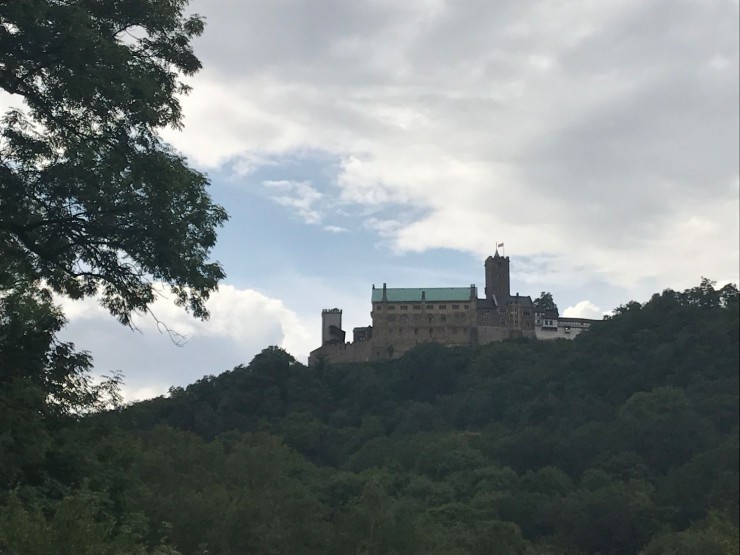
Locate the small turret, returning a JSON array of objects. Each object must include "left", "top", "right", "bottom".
[{"left": 321, "top": 308, "right": 345, "bottom": 345}]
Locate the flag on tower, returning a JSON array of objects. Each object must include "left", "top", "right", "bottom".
[{"left": 497, "top": 242, "right": 504, "bottom": 247}]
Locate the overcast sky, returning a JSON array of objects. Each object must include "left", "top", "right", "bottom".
[{"left": 45, "top": 0, "right": 740, "bottom": 400}]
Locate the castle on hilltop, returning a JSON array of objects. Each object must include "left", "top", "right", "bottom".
[{"left": 308, "top": 249, "right": 596, "bottom": 365}]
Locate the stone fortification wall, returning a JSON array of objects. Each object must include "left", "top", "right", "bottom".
[
  {"left": 308, "top": 340, "right": 373, "bottom": 366},
  {"left": 474, "top": 325, "right": 512, "bottom": 344},
  {"left": 474, "top": 325, "right": 536, "bottom": 344}
]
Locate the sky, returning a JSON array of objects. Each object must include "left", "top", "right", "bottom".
[{"left": 24, "top": 0, "right": 740, "bottom": 400}]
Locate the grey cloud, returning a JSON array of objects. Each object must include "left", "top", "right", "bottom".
[
  {"left": 188, "top": 0, "right": 417, "bottom": 85},
  {"left": 558, "top": 0, "right": 738, "bottom": 77},
  {"left": 169, "top": 0, "right": 738, "bottom": 288}
]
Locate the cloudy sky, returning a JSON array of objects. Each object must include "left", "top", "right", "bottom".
[{"left": 51, "top": 0, "right": 740, "bottom": 400}]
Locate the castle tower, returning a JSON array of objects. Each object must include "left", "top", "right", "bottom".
[
  {"left": 321, "top": 308, "right": 345, "bottom": 345},
  {"left": 484, "top": 249, "right": 510, "bottom": 300}
]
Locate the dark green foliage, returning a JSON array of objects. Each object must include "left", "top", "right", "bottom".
[
  {"left": 2, "top": 280, "right": 738, "bottom": 553},
  {"left": 0, "top": 284, "right": 121, "bottom": 493},
  {"left": 1, "top": 2, "right": 230, "bottom": 552},
  {"left": 640, "top": 511, "right": 739, "bottom": 555},
  {"left": 0, "top": 0, "right": 227, "bottom": 323},
  {"left": 115, "top": 280, "right": 738, "bottom": 553},
  {"left": 534, "top": 291, "right": 558, "bottom": 313}
]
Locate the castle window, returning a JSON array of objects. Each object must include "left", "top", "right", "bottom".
[
  {"left": 484, "top": 311, "right": 491, "bottom": 317},
  {"left": 400, "top": 305, "right": 408, "bottom": 311},
  {"left": 413, "top": 305, "right": 421, "bottom": 310},
  {"left": 376, "top": 306, "right": 382, "bottom": 311},
  {"left": 440, "top": 314, "right": 446, "bottom": 321},
  {"left": 426, "top": 304, "right": 433, "bottom": 310},
  {"left": 500, "top": 318, "right": 505, "bottom": 325},
  {"left": 464, "top": 304, "right": 470, "bottom": 309},
  {"left": 452, "top": 304, "right": 459, "bottom": 309},
  {"left": 388, "top": 305, "right": 396, "bottom": 310},
  {"left": 414, "top": 328, "right": 418, "bottom": 334},
  {"left": 524, "top": 311, "right": 530, "bottom": 316},
  {"left": 413, "top": 314, "right": 421, "bottom": 321},
  {"left": 438, "top": 304, "right": 446, "bottom": 309},
  {"left": 400, "top": 315, "right": 409, "bottom": 321}
]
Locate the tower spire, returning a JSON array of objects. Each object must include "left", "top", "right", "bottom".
[{"left": 495, "top": 241, "right": 505, "bottom": 258}]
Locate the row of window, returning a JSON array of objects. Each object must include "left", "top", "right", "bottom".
[
  {"left": 479, "top": 315, "right": 533, "bottom": 327},
  {"left": 536, "top": 319, "right": 590, "bottom": 328},
  {"left": 385, "top": 312, "right": 469, "bottom": 322},
  {"left": 384, "top": 326, "right": 469, "bottom": 335},
  {"left": 378, "top": 303, "right": 470, "bottom": 311},
  {"left": 482, "top": 309, "right": 531, "bottom": 316}
]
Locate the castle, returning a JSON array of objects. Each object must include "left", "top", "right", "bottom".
[{"left": 308, "top": 250, "right": 596, "bottom": 365}]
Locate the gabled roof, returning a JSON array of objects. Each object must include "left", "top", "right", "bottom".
[
  {"left": 477, "top": 295, "right": 534, "bottom": 309},
  {"left": 371, "top": 287, "right": 473, "bottom": 302},
  {"left": 499, "top": 294, "right": 534, "bottom": 308}
]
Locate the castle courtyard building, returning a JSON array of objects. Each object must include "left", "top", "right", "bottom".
[{"left": 309, "top": 250, "right": 595, "bottom": 365}]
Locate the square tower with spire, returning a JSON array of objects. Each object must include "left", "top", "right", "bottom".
[{"left": 484, "top": 248, "right": 510, "bottom": 300}]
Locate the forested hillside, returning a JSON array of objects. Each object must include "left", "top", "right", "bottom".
[{"left": 2, "top": 280, "right": 738, "bottom": 554}]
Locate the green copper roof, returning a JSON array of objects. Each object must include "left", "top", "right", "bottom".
[{"left": 371, "top": 287, "right": 474, "bottom": 302}]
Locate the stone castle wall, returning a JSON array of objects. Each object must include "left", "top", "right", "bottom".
[
  {"left": 371, "top": 299, "right": 477, "bottom": 358},
  {"left": 308, "top": 339, "right": 373, "bottom": 366}
]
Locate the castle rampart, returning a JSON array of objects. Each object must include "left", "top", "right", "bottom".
[{"left": 309, "top": 249, "right": 595, "bottom": 365}]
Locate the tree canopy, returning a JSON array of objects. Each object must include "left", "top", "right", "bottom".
[
  {"left": 533, "top": 291, "right": 558, "bottom": 314},
  {"left": 1, "top": 3, "right": 226, "bottom": 549},
  {"left": 0, "top": 0, "right": 227, "bottom": 324}
]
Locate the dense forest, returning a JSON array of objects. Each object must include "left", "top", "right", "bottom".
[{"left": 1, "top": 279, "right": 738, "bottom": 554}]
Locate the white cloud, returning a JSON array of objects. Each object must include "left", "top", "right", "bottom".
[
  {"left": 363, "top": 217, "right": 402, "bottom": 236},
  {"left": 563, "top": 300, "right": 604, "bottom": 320},
  {"left": 261, "top": 181, "right": 351, "bottom": 232},
  {"left": 58, "top": 284, "right": 316, "bottom": 402},
  {"left": 323, "top": 225, "right": 348, "bottom": 233},
  {"left": 263, "top": 179, "right": 323, "bottom": 224}
]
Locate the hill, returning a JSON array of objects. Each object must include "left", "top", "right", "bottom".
[{"left": 1, "top": 279, "right": 738, "bottom": 554}]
